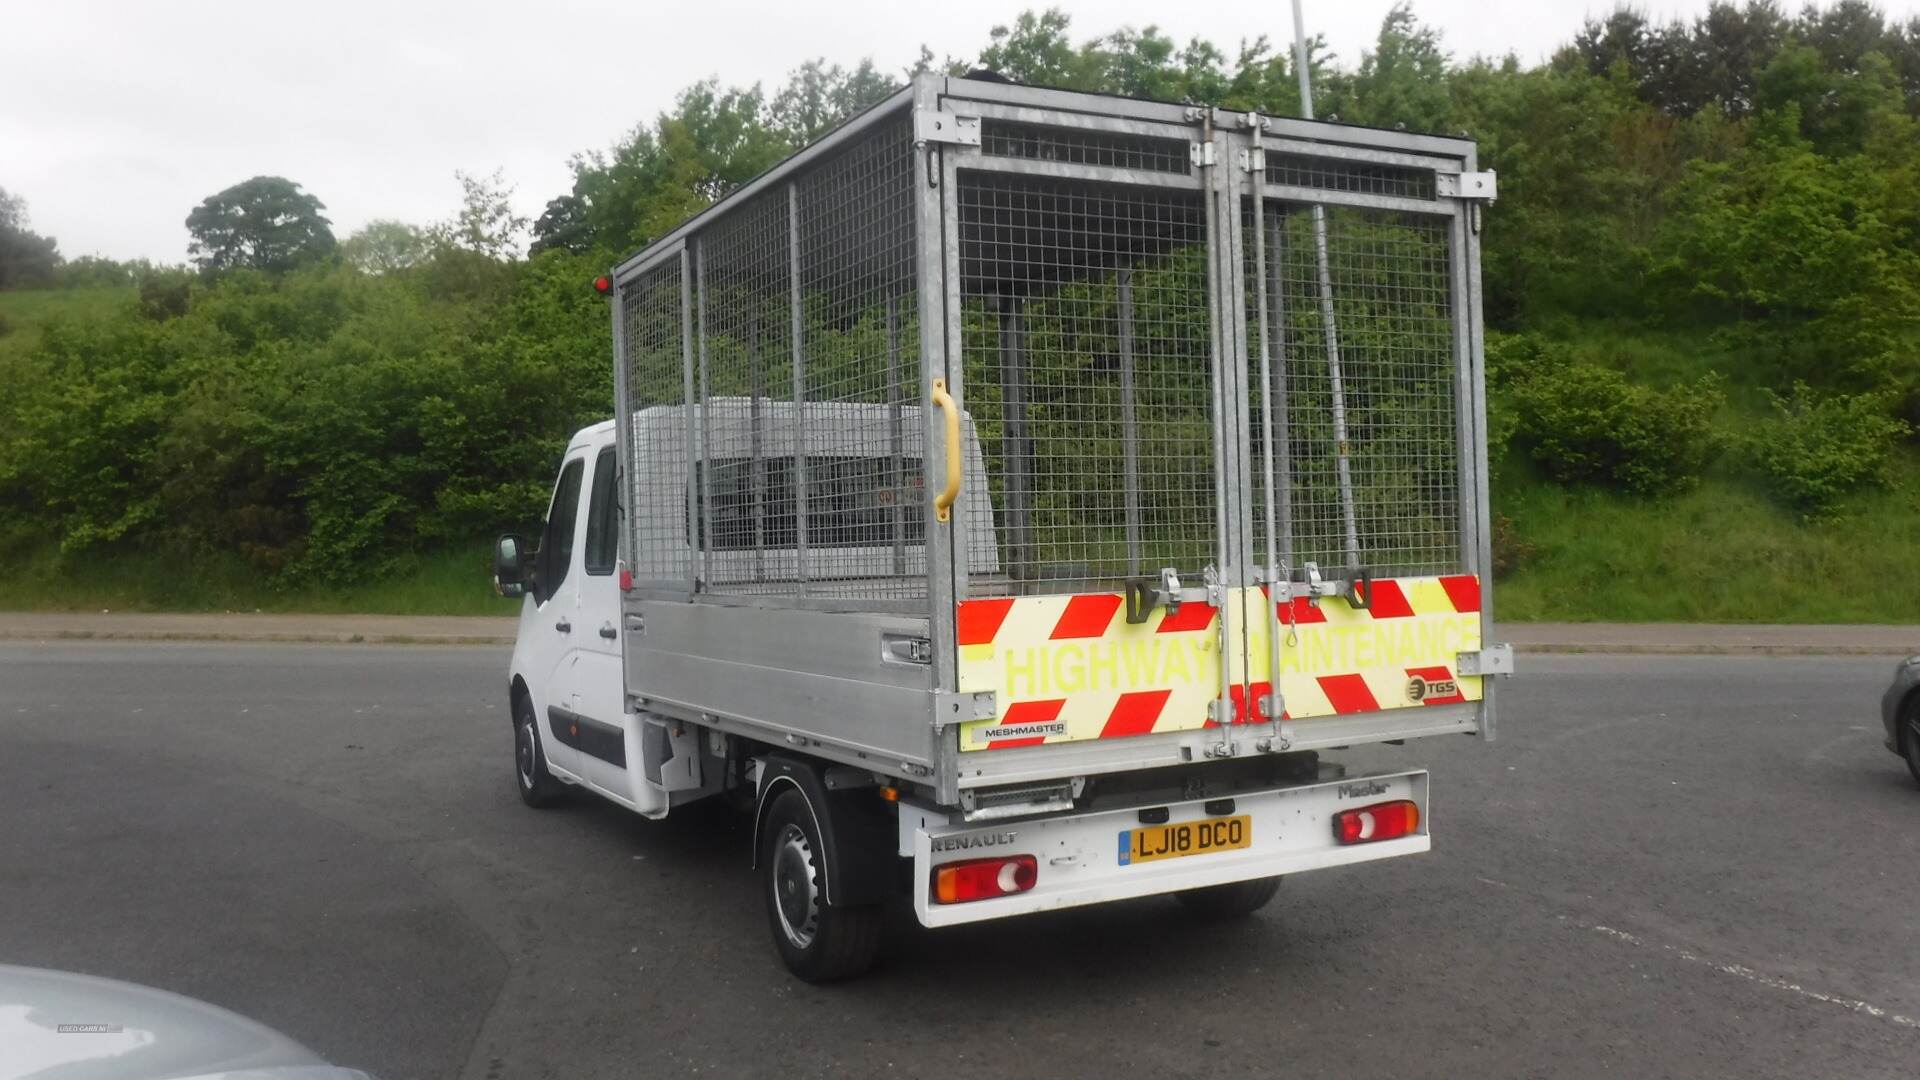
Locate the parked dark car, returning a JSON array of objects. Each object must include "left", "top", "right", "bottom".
[{"left": 1883, "top": 657, "right": 1920, "bottom": 786}]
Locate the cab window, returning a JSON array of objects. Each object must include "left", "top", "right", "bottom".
[
  {"left": 584, "top": 447, "right": 619, "bottom": 575},
  {"left": 539, "top": 458, "right": 585, "bottom": 601}
]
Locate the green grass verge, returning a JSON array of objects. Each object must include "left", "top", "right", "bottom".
[
  {"left": 0, "top": 543, "right": 518, "bottom": 616},
  {"left": 1497, "top": 463, "right": 1920, "bottom": 623},
  {"left": 0, "top": 287, "right": 137, "bottom": 363},
  {"left": 1491, "top": 319, "right": 1920, "bottom": 622}
]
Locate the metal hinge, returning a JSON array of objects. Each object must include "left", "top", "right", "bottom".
[
  {"left": 1458, "top": 644, "right": 1515, "bottom": 676},
  {"left": 1437, "top": 170, "right": 1498, "bottom": 201},
  {"left": 1237, "top": 147, "right": 1266, "bottom": 173},
  {"left": 1190, "top": 142, "right": 1217, "bottom": 168},
  {"left": 913, "top": 109, "right": 981, "bottom": 146},
  {"left": 933, "top": 690, "right": 998, "bottom": 730}
]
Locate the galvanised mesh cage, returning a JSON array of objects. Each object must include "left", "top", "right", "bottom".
[{"left": 615, "top": 76, "right": 1486, "bottom": 615}]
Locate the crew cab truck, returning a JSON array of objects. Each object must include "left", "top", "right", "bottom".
[{"left": 493, "top": 73, "right": 1512, "bottom": 980}]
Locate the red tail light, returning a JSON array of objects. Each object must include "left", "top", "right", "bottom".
[
  {"left": 1333, "top": 800, "right": 1420, "bottom": 845},
  {"left": 593, "top": 275, "right": 612, "bottom": 294},
  {"left": 618, "top": 568, "right": 633, "bottom": 591},
  {"left": 932, "top": 855, "right": 1038, "bottom": 904}
]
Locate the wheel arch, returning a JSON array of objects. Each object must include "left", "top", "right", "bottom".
[
  {"left": 752, "top": 755, "right": 896, "bottom": 907},
  {"left": 1898, "top": 683, "right": 1920, "bottom": 753},
  {"left": 510, "top": 674, "right": 532, "bottom": 727}
]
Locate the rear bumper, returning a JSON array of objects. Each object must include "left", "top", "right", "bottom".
[{"left": 911, "top": 769, "right": 1429, "bottom": 928}]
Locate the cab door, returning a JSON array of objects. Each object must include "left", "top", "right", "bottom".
[
  {"left": 533, "top": 452, "right": 588, "bottom": 781},
  {"left": 574, "top": 442, "right": 635, "bottom": 800}
]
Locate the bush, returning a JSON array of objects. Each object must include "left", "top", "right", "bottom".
[
  {"left": 0, "top": 250, "right": 614, "bottom": 586},
  {"left": 1511, "top": 362, "right": 1723, "bottom": 496},
  {"left": 1749, "top": 384, "right": 1911, "bottom": 520}
]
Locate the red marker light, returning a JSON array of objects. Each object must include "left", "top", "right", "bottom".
[{"left": 593, "top": 275, "right": 612, "bottom": 294}]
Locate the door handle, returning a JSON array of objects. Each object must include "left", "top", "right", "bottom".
[
  {"left": 931, "top": 377, "right": 961, "bottom": 523},
  {"left": 598, "top": 624, "right": 617, "bottom": 641},
  {"left": 555, "top": 618, "right": 572, "bottom": 633}
]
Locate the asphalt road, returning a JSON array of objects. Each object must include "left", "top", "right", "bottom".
[{"left": 2, "top": 644, "right": 1915, "bottom": 1079}]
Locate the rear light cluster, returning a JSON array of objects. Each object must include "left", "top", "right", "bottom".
[
  {"left": 1333, "top": 800, "right": 1420, "bottom": 845},
  {"left": 932, "top": 855, "right": 1037, "bottom": 904}
]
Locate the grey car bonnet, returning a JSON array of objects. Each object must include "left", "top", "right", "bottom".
[{"left": 0, "top": 965, "right": 371, "bottom": 1080}]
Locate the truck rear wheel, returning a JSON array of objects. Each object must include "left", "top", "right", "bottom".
[
  {"left": 760, "top": 788, "right": 883, "bottom": 982},
  {"left": 513, "top": 693, "right": 566, "bottom": 808},
  {"left": 1174, "top": 876, "right": 1282, "bottom": 918}
]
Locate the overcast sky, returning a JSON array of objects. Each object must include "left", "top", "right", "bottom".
[{"left": 4, "top": 0, "right": 1915, "bottom": 264}]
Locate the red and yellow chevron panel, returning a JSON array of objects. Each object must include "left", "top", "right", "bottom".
[{"left": 955, "top": 575, "right": 1483, "bottom": 751}]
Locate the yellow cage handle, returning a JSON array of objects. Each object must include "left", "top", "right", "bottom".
[{"left": 931, "top": 378, "right": 961, "bottom": 523}]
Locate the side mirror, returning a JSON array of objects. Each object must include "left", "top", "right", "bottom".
[{"left": 494, "top": 533, "right": 532, "bottom": 598}]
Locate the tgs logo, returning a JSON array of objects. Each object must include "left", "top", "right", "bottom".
[{"left": 1406, "top": 674, "right": 1458, "bottom": 703}]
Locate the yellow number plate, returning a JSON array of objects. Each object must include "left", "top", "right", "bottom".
[{"left": 1120, "top": 815, "right": 1251, "bottom": 866}]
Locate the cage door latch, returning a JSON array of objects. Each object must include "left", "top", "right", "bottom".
[
  {"left": 913, "top": 109, "right": 981, "bottom": 146},
  {"left": 1125, "top": 567, "right": 1212, "bottom": 624}
]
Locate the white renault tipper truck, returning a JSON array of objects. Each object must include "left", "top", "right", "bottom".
[{"left": 494, "top": 74, "right": 1511, "bottom": 980}]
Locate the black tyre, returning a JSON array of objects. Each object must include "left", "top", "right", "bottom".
[
  {"left": 760, "top": 788, "right": 883, "bottom": 982},
  {"left": 1174, "top": 875, "right": 1282, "bottom": 918},
  {"left": 513, "top": 693, "right": 566, "bottom": 808},
  {"left": 1902, "top": 697, "right": 1920, "bottom": 788}
]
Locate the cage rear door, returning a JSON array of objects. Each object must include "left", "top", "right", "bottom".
[
  {"left": 935, "top": 104, "right": 1257, "bottom": 754},
  {"left": 1241, "top": 128, "right": 1493, "bottom": 732}
]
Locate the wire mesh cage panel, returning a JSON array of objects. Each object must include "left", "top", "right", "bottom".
[
  {"left": 620, "top": 110, "right": 929, "bottom": 603},
  {"left": 620, "top": 258, "right": 689, "bottom": 584},
  {"left": 981, "top": 119, "right": 1194, "bottom": 175},
  {"left": 956, "top": 170, "right": 1214, "bottom": 596},
  {"left": 1266, "top": 152, "right": 1437, "bottom": 201},
  {"left": 793, "top": 111, "right": 924, "bottom": 599},
  {"left": 696, "top": 180, "right": 795, "bottom": 595},
  {"left": 1254, "top": 199, "right": 1460, "bottom": 577}
]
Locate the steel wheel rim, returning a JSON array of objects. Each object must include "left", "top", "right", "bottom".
[
  {"left": 517, "top": 718, "right": 536, "bottom": 789},
  {"left": 772, "top": 823, "right": 820, "bottom": 949}
]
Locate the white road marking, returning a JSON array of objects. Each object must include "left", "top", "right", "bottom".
[{"left": 1586, "top": 923, "right": 1919, "bottom": 1031}]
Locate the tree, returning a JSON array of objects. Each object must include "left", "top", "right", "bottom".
[
  {"left": 185, "top": 176, "right": 335, "bottom": 275},
  {"left": 530, "top": 195, "right": 592, "bottom": 257},
  {"left": 1341, "top": 3, "right": 1454, "bottom": 131},
  {"left": 433, "top": 169, "right": 529, "bottom": 260},
  {"left": 342, "top": 220, "right": 429, "bottom": 274},
  {"left": 769, "top": 59, "right": 899, "bottom": 145},
  {"left": 977, "top": 9, "right": 1084, "bottom": 87},
  {"left": 0, "top": 186, "right": 61, "bottom": 289}
]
